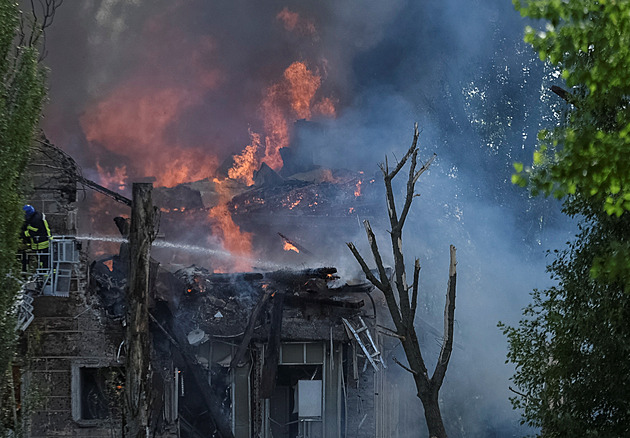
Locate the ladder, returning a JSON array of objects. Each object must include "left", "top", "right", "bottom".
[
  {"left": 16, "top": 291, "right": 34, "bottom": 331},
  {"left": 342, "top": 316, "right": 386, "bottom": 371}
]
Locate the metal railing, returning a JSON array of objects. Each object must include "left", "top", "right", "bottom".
[{"left": 21, "top": 236, "right": 81, "bottom": 297}]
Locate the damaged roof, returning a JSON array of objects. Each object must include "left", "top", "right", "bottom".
[{"left": 92, "top": 258, "right": 374, "bottom": 342}]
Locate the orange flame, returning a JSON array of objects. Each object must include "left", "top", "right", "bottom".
[
  {"left": 96, "top": 163, "right": 128, "bottom": 191},
  {"left": 227, "top": 61, "right": 336, "bottom": 185},
  {"left": 354, "top": 179, "right": 362, "bottom": 197},
  {"left": 283, "top": 241, "right": 300, "bottom": 253},
  {"left": 80, "top": 12, "right": 336, "bottom": 272},
  {"left": 228, "top": 132, "right": 261, "bottom": 186},
  {"left": 284, "top": 62, "right": 321, "bottom": 119},
  {"left": 208, "top": 178, "right": 253, "bottom": 271},
  {"left": 82, "top": 83, "right": 219, "bottom": 188},
  {"left": 261, "top": 61, "right": 334, "bottom": 171},
  {"left": 314, "top": 97, "right": 336, "bottom": 117}
]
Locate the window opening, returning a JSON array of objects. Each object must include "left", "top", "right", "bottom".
[
  {"left": 268, "top": 365, "right": 323, "bottom": 438},
  {"left": 72, "top": 365, "right": 123, "bottom": 423}
]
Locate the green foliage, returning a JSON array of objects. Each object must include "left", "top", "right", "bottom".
[
  {"left": 512, "top": 0, "right": 630, "bottom": 213},
  {"left": 0, "top": 1, "right": 46, "bottom": 377},
  {"left": 506, "top": 1, "right": 630, "bottom": 435},
  {"left": 500, "top": 205, "right": 630, "bottom": 437}
]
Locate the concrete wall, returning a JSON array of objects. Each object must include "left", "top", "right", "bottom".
[
  {"left": 26, "top": 296, "right": 124, "bottom": 437},
  {"left": 21, "top": 139, "right": 78, "bottom": 236},
  {"left": 20, "top": 140, "right": 125, "bottom": 437}
]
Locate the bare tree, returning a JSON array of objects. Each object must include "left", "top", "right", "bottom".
[
  {"left": 347, "top": 124, "right": 457, "bottom": 438},
  {"left": 18, "top": 0, "right": 64, "bottom": 60}
]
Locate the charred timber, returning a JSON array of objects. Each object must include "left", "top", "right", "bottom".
[
  {"left": 230, "top": 288, "right": 273, "bottom": 369},
  {"left": 260, "top": 291, "right": 286, "bottom": 398},
  {"left": 149, "top": 313, "right": 236, "bottom": 438},
  {"left": 207, "top": 272, "right": 264, "bottom": 283},
  {"left": 78, "top": 175, "right": 132, "bottom": 206},
  {"left": 265, "top": 267, "right": 337, "bottom": 283},
  {"left": 284, "top": 294, "right": 364, "bottom": 309},
  {"left": 330, "top": 283, "right": 374, "bottom": 294}
]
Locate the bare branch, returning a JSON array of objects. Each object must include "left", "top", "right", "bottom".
[
  {"left": 346, "top": 242, "right": 385, "bottom": 291},
  {"left": 386, "top": 203, "right": 411, "bottom": 327},
  {"left": 396, "top": 148, "right": 418, "bottom": 231},
  {"left": 508, "top": 386, "right": 529, "bottom": 399},
  {"left": 383, "top": 169, "right": 400, "bottom": 229},
  {"left": 363, "top": 220, "right": 392, "bottom": 289},
  {"left": 347, "top": 239, "right": 403, "bottom": 330},
  {"left": 432, "top": 245, "right": 457, "bottom": 389},
  {"left": 393, "top": 357, "right": 418, "bottom": 375},
  {"left": 411, "top": 259, "right": 421, "bottom": 317},
  {"left": 384, "top": 123, "right": 419, "bottom": 182},
  {"left": 347, "top": 220, "right": 408, "bottom": 331},
  {"left": 21, "top": 0, "right": 64, "bottom": 60},
  {"left": 383, "top": 126, "right": 422, "bottom": 230},
  {"left": 413, "top": 153, "right": 437, "bottom": 185},
  {"left": 550, "top": 85, "right": 578, "bottom": 107},
  {"left": 377, "top": 324, "right": 406, "bottom": 340}
]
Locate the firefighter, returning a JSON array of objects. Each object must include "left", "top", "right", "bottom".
[{"left": 21, "top": 204, "right": 52, "bottom": 271}]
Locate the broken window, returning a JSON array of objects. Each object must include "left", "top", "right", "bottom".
[
  {"left": 71, "top": 363, "right": 123, "bottom": 424},
  {"left": 266, "top": 343, "right": 326, "bottom": 438},
  {"left": 269, "top": 365, "right": 323, "bottom": 438}
]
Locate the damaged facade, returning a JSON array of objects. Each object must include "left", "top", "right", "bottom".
[{"left": 14, "top": 140, "right": 415, "bottom": 438}]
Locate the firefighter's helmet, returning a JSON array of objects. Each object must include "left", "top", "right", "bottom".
[{"left": 23, "top": 204, "right": 35, "bottom": 218}]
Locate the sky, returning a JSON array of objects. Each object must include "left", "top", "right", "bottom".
[{"left": 38, "top": 0, "right": 575, "bottom": 436}]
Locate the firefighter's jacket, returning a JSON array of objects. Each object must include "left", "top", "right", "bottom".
[{"left": 22, "top": 211, "right": 51, "bottom": 250}]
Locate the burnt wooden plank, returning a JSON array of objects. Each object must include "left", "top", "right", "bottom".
[
  {"left": 259, "top": 292, "right": 286, "bottom": 399},
  {"left": 230, "top": 289, "right": 272, "bottom": 369},
  {"left": 149, "top": 313, "right": 236, "bottom": 438},
  {"left": 284, "top": 294, "right": 364, "bottom": 309},
  {"left": 207, "top": 272, "right": 264, "bottom": 283},
  {"left": 265, "top": 267, "right": 337, "bottom": 284}
]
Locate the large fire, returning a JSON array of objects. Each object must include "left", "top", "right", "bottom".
[
  {"left": 228, "top": 61, "right": 336, "bottom": 186},
  {"left": 210, "top": 60, "right": 335, "bottom": 269},
  {"left": 262, "top": 61, "right": 333, "bottom": 171},
  {"left": 80, "top": 7, "right": 337, "bottom": 272},
  {"left": 81, "top": 83, "right": 220, "bottom": 188}
]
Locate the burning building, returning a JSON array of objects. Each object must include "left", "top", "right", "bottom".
[{"left": 13, "top": 138, "right": 415, "bottom": 438}]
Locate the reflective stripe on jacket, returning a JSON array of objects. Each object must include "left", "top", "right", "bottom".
[{"left": 22, "top": 211, "right": 51, "bottom": 250}]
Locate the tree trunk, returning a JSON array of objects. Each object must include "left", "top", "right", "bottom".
[
  {"left": 124, "top": 183, "right": 154, "bottom": 438},
  {"left": 419, "top": 389, "right": 447, "bottom": 438}
]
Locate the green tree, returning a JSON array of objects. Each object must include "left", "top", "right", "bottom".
[
  {"left": 512, "top": 0, "right": 630, "bottom": 217},
  {"left": 0, "top": 0, "right": 46, "bottom": 378},
  {"left": 503, "top": 1, "right": 630, "bottom": 436},
  {"left": 500, "top": 198, "right": 630, "bottom": 437}
]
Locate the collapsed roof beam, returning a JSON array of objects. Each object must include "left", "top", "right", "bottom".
[{"left": 77, "top": 175, "right": 132, "bottom": 206}]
